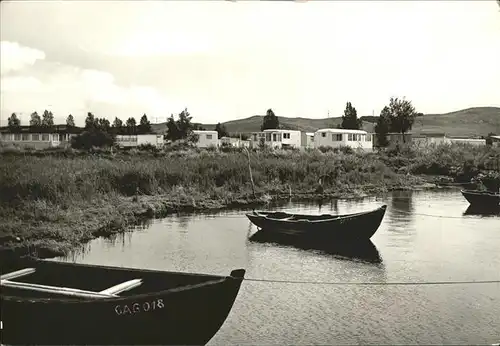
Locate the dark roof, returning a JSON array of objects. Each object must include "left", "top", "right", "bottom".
[{"left": 0, "top": 125, "right": 84, "bottom": 134}]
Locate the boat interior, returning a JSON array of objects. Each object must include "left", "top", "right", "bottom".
[
  {"left": 253, "top": 207, "right": 382, "bottom": 221},
  {"left": 462, "top": 189, "right": 500, "bottom": 196},
  {"left": 0, "top": 259, "right": 232, "bottom": 300}
]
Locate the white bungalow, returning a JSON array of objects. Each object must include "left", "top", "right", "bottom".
[
  {"left": 193, "top": 130, "right": 218, "bottom": 148},
  {"left": 314, "top": 128, "right": 373, "bottom": 151},
  {"left": 250, "top": 129, "right": 303, "bottom": 149},
  {"left": 0, "top": 125, "right": 81, "bottom": 149},
  {"left": 115, "top": 134, "right": 164, "bottom": 148}
]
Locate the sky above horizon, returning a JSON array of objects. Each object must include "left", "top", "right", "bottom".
[{"left": 1, "top": 1, "right": 499, "bottom": 127}]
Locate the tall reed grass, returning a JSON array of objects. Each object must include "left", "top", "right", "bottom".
[{"left": 1, "top": 142, "right": 498, "bottom": 258}]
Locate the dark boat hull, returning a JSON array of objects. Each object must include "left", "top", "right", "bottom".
[
  {"left": 246, "top": 205, "right": 387, "bottom": 241},
  {"left": 461, "top": 190, "right": 500, "bottom": 207},
  {"left": 0, "top": 258, "right": 245, "bottom": 345}
]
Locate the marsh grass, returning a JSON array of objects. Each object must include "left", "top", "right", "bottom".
[{"left": 1, "top": 143, "right": 498, "bottom": 259}]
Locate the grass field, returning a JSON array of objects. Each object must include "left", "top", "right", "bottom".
[{"left": 1, "top": 143, "right": 499, "bottom": 260}]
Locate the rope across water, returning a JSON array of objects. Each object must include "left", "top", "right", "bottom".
[{"left": 242, "top": 277, "right": 500, "bottom": 286}]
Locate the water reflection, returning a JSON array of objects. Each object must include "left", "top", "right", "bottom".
[
  {"left": 249, "top": 230, "right": 383, "bottom": 265},
  {"left": 387, "top": 190, "right": 416, "bottom": 236},
  {"left": 54, "top": 189, "right": 500, "bottom": 345},
  {"left": 463, "top": 204, "right": 500, "bottom": 217},
  {"left": 390, "top": 190, "right": 414, "bottom": 216}
]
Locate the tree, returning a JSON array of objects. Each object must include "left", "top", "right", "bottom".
[
  {"left": 66, "top": 114, "right": 75, "bottom": 127},
  {"left": 85, "top": 112, "right": 98, "bottom": 131},
  {"left": 165, "top": 115, "right": 180, "bottom": 141},
  {"left": 340, "top": 102, "right": 362, "bottom": 130},
  {"left": 41, "top": 110, "right": 54, "bottom": 128},
  {"left": 72, "top": 115, "right": 114, "bottom": 150},
  {"left": 71, "top": 131, "right": 114, "bottom": 150},
  {"left": 261, "top": 109, "right": 279, "bottom": 131},
  {"left": 176, "top": 108, "right": 193, "bottom": 138},
  {"left": 97, "top": 118, "right": 111, "bottom": 132},
  {"left": 125, "top": 117, "right": 137, "bottom": 135},
  {"left": 486, "top": 132, "right": 496, "bottom": 146},
  {"left": 7, "top": 113, "right": 21, "bottom": 131},
  {"left": 374, "top": 106, "right": 391, "bottom": 147},
  {"left": 214, "top": 122, "right": 229, "bottom": 139},
  {"left": 385, "top": 97, "right": 417, "bottom": 141},
  {"left": 112, "top": 117, "right": 123, "bottom": 134},
  {"left": 138, "top": 114, "right": 152, "bottom": 134},
  {"left": 30, "top": 111, "right": 42, "bottom": 128}
]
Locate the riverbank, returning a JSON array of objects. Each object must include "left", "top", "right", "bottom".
[{"left": 1, "top": 143, "right": 499, "bottom": 260}]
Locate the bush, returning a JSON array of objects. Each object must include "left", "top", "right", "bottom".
[{"left": 71, "top": 130, "right": 115, "bottom": 150}]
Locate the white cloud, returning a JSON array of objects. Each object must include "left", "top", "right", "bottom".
[
  {"left": 0, "top": 41, "right": 45, "bottom": 75},
  {"left": 0, "top": 76, "right": 43, "bottom": 93},
  {"left": 0, "top": 42, "right": 179, "bottom": 125}
]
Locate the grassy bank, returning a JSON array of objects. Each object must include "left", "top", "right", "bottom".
[{"left": 1, "top": 143, "right": 499, "bottom": 260}]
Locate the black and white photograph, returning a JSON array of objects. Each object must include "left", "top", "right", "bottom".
[{"left": 1, "top": 0, "right": 499, "bottom": 345}]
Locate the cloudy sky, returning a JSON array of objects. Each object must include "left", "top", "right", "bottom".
[{"left": 1, "top": 0, "right": 499, "bottom": 126}]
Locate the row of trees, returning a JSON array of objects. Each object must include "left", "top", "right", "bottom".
[
  {"left": 5, "top": 98, "right": 421, "bottom": 148},
  {"left": 7, "top": 110, "right": 57, "bottom": 130},
  {"left": 6, "top": 111, "right": 154, "bottom": 134}
]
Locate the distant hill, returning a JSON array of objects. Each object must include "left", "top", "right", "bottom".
[
  {"left": 151, "top": 106, "right": 500, "bottom": 138},
  {"left": 410, "top": 107, "right": 500, "bottom": 137}
]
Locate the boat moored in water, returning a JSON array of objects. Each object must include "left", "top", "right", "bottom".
[
  {"left": 0, "top": 257, "right": 245, "bottom": 345},
  {"left": 246, "top": 204, "right": 387, "bottom": 241},
  {"left": 461, "top": 189, "right": 500, "bottom": 208}
]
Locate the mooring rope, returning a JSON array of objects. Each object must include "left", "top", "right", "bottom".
[
  {"left": 391, "top": 210, "right": 475, "bottom": 219},
  {"left": 192, "top": 208, "right": 487, "bottom": 220},
  {"left": 243, "top": 277, "right": 500, "bottom": 286}
]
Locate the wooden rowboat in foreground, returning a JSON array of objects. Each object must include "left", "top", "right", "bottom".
[
  {"left": 0, "top": 257, "right": 245, "bottom": 345},
  {"left": 246, "top": 204, "right": 387, "bottom": 240}
]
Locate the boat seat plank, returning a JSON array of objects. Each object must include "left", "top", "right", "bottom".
[
  {"left": 0, "top": 268, "right": 36, "bottom": 281},
  {"left": 99, "top": 279, "right": 143, "bottom": 295},
  {"left": 1, "top": 279, "right": 119, "bottom": 299}
]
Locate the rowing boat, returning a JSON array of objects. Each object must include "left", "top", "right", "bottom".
[
  {"left": 246, "top": 204, "right": 387, "bottom": 240},
  {"left": 461, "top": 189, "right": 500, "bottom": 207},
  {"left": 0, "top": 257, "right": 245, "bottom": 345}
]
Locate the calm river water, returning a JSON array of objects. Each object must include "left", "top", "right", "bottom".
[{"left": 56, "top": 189, "right": 500, "bottom": 345}]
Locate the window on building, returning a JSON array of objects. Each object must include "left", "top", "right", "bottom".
[
  {"left": 14, "top": 134, "right": 21, "bottom": 141},
  {"left": 348, "top": 134, "right": 353, "bottom": 141},
  {"left": 206, "top": 134, "right": 212, "bottom": 140},
  {"left": 366, "top": 134, "right": 372, "bottom": 141},
  {"left": 272, "top": 134, "right": 277, "bottom": 141},
  {"left": 333, "top": 134, "right": 342, "bottom": 141},
  {"left": 22, "top": 134, "right": 29, "bottom": 141},
  {"left": 32, "top": 134, "right": 40, "bottom": 141},
  {"left": 283, "top": 133, "right": 290, "bottom": 139},
  {"left": 321, "top": 132, "right": 326, "bottom": 137},
  {"left": 266, "top": 133, "right": 271, "bottom": 141},
  {"left": 42, "top": 134, "right": 49, "bottom": 141}
]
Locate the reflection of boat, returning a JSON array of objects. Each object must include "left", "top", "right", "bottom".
[
  {"left": 463, "top": 204, "right": 500, "bottom": 217},
  {"left": 461, "top": 190, "right": 500, "bottom": 207},
  {"left": 0, "top": 257, "right": 245, "bottom": 345},
  {"left": 249, "top": 231, "right": 382, "bottom": 264},
  {"left": 246, "top": 205, "right": 387, "bottom": 240}
]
